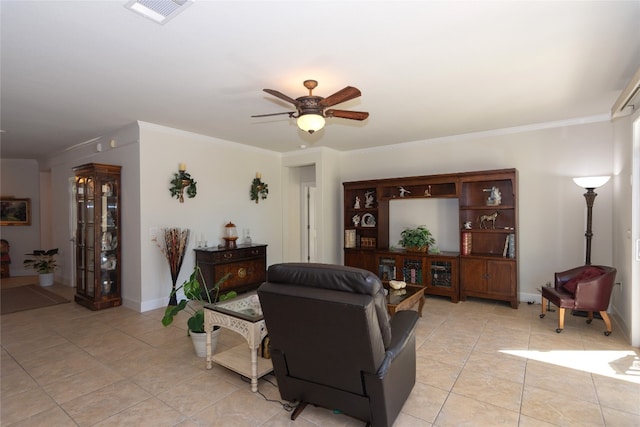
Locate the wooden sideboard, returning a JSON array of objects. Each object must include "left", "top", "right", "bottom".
[{"left": 194, "top": 244, "right": 267, "bottom": 295}]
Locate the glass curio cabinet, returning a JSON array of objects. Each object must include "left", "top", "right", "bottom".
[{"left": 73, "top": 163, "right": 122, "bottom": 310}]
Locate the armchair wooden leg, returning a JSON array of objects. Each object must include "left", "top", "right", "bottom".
[
  {"left": 556, "top": 307, "right": 565, "bottom": 333},
  {"left": 600, "top": 311, "right": 612, "bottom": 336},
  {"left": 587, "top": 311, "right": 594, "bottom": 324},
  {"left": 540, "top": 296, "right": 547, "bottom": 318},
  {"left": 290, "top": 402, "right": 308, "bottom": 420}
]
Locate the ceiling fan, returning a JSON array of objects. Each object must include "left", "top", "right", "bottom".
[{"left": 251, "top": 80, "right": 369, "bottom": 134}]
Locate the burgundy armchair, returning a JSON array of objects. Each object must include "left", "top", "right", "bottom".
[{"left": 540, "top": 265, "right": 616, "bottom": 335}]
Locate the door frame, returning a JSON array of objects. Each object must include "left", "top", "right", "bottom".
[{"left": 301, "top": 182, "right": 317, "bottom": 262}]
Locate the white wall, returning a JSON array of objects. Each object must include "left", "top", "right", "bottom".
[
  {"left": 340, "top": 119, "right": 615, "bottom": 303},
  {"left": 45, "top": 123, "right": 141, "bottom": 308},
  {"left": 138, "top": 123, "right": 283, "bottom": 311},
  {"left": 0, "top": 159, "right": 41, "bottom": 276},
  {"left": 40, "top": 121, "right": 283, "bottom": 312},
  {"left": 389, "top": 198, "right": 460, "bottom": 252},
  {"left": 282, "top": 147, "right": 341, "bottom": 264},
  {"left": 611, "top": 108, "right": 640, "bottom": 344}
]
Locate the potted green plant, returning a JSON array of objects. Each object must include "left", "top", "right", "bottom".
[
  {"left": 23, "top": 248, "right": 59, "bottom": 286},
  {"left": 398, "top": 226, "right": 436, "bottom": 252},
  {"left": 161, "top": 265, "right": 235, "bottom": 356}
]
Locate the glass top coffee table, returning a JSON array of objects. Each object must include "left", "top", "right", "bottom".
[
  {"left": 204, "top": 291, "right": 272, "bottom": 392},
  {"left": 386, "top": 284, "right": 425, "bottom": 316}
]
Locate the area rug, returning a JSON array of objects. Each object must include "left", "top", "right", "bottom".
[{"left": 1, "top": 284, "right": 70, "bottom": 314}]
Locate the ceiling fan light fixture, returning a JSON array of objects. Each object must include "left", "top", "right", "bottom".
[{"left": 297, "top": 114, "right": 325, "bottom": 134}]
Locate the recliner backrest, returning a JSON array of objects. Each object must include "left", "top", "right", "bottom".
[
  {"left": 266, "top": 263, "right": 392, "bottom": 346},
  {"left": 258, "top": 263, "right": 390, "bottom": 395}
]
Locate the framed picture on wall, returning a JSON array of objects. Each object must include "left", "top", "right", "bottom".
[{"left": 1, "top": 198, "right": 31, "bottom": 226}]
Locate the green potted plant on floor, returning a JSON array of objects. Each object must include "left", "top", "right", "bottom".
[
  {"left": 23, "top": 248, "right": 59, "bottom": 287},
  {"left": 161, "top": 265, "right": 234, "bottom": 356},
  {"left": 398, "top": 226, "right": 436, "bottom": 253}
]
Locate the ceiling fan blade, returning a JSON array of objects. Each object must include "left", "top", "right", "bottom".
[
  {"left": 263, "top": 89, "right": 298, "bottom": 105},
  {"left": 251, "top": 112, "right": 295, "bottom": 118},
  {"left": 319, "top": 86, "right": 362, "bottom": 107},
  {"left": 325, "top": 109, "right": 369, "bottom": 120}
]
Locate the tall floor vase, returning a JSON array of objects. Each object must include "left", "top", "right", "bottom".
[
  {"left": 154, "top": 227, "right": 190, "bottom": 307},
  {"left": 169, "top": 279, "right": 178, "bottom": 306}
]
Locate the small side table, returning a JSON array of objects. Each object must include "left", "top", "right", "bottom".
[
  {"left": 204, "top": 292, "right": 272, "bottom": 392},
  {"left": 386, "top": 284, "right": 425, "bottom": 316}
]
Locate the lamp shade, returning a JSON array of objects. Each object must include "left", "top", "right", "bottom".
[
  {"left": 297, "top": 114, "right": 325, "bottom": 134},
  {"left": 572, "top": 176, "right": 611, "bottom": 189}
]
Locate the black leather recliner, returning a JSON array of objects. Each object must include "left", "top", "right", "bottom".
[{"left": 258, "top": 263, "right": 419, "bottom": 427}]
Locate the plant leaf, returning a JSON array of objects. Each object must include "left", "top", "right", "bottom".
[
  {"left": 187, "top": 310, "right": 205, "bottom": 332},
  {"left": 161, "top": 300, "right": 188, "bottom": 326}
]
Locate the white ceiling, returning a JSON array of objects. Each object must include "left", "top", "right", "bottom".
[{"left": 1, "top": 1, "right": 639, "bottom": 161}]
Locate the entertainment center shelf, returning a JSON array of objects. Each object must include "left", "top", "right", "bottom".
[{"left": 343, "top": 168, "right": 518, "bottom": 308}]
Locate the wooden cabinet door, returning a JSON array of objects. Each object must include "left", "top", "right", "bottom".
[
  {"left": 344, "top": 250, "right": 377, "bottom": 274},
  {"left": 214, "top": 258, "right": 265, "bottom": 292},
  {"left": 487, "top": 260, "right": 516, "bottom": 297},
  {"left": 376, "top": 253, "right": 402, "bottom": 282},
  {"left": 425, "top": 256, "right": 459, "bottom": 302},
  {"left": 460, "top": 258, "right": 486, "bottom": 293}
]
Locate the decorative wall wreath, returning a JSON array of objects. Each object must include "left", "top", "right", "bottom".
[
  {"left": 170, "top": 171, "right": 197, "bottom": 203},
  {"left": 250, "top": 175, "right": 268, "bottom": 203}
]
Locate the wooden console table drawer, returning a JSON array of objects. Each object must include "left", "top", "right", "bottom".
[
  {"left": 195, "top": 244, "right": 267, "bottom": 295},
  {"left": 208, "top": 245, "right": 266, "bottom": 263}
]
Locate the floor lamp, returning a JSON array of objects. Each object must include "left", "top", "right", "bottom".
[{"left": 572, "top": 176, "right": 611, "bottom": 265}]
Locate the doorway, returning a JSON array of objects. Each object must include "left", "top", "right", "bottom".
[
  {"left": 632, "top": 115, "right": 640, "bottom": 346},
  {"left": 68, "top": 177, "right": 77, "bottom": 288},
  {"left": 302, "top": 183, "right": 317, "bottom": 262}
]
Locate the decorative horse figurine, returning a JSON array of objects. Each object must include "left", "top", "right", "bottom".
[
  {"left": 398, "top": 186, "right": 411, "bottom": 197},
  {"left": 478, "top": 211, "right": 500, "bottom": 229}
]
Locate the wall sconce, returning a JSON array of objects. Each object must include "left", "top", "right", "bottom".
[
  {"left": 572, "top": 176, "right": 610, "bottom": 265},
  {"left": 250, "top": 172, "right": 269, "bottom": 203},
  {"left": 169, "top": 163, "right": 197, "bottom": 203}
]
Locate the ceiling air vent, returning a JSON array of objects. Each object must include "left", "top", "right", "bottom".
[{"left": 124, "top": 0, "right": 193, "bottom": 25}]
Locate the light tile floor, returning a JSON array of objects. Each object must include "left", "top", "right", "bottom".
[{"left": 1, "top": 277, "right": 639, "bottom": 426}]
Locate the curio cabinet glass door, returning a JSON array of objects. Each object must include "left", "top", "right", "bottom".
[{"left": 74, "top": 163, "right": 122, "bottom": 310}]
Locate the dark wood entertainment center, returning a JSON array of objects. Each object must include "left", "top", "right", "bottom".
[{"left": 343, "top": 168, "right": 518, "bottom": 308}]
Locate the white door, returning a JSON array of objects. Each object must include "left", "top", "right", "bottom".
[{"left": 631, "top": 115, "right": 640, "bottom": 347}]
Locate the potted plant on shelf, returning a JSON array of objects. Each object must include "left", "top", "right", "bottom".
[
  {"left": 23, "top": 248, "right": 59, "bottom": 287},
  {"left": 398, "top": 226, "right": 436, "bottom": 253},
  {"left": 161, "top": 265, "right": 234, "bottom": 357}
]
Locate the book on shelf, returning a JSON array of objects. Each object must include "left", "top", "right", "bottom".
[
  {"left": 508, "top": 233, "right": 515, "bottom": 258},
  {"left": 501, "top": 233, "right": 516, "bottom": 258},
  {"left": 344, "top": 230, "right": 356, "bottom": 248},
  {"left": 502, "top": 235, "right": 509, "bottom": 257},
  {"left": 461, "top": 232, "right": 472, "bottom": 256}
]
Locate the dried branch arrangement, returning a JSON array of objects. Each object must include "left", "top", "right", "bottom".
[{"left": 153, "top": 227, "right": 190, "bottom": 305}]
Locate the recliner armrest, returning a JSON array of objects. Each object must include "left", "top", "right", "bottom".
[{"left": 375, "top": 310, "right": 418, "bottom": 378}]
